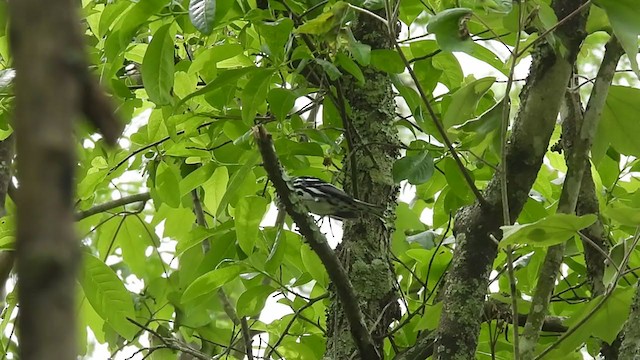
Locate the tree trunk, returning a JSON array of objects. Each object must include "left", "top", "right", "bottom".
[
  {"left": 432, "top": 1, "right": 589, "bottom": 358},
  {"left": 325, "top": 12, "right": 401, "bottom": 359},
  {"left": 10, "top": 0, "right": 83, "bottom": 358}
]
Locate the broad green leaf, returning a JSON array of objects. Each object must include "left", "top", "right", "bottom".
[
  {"left": 175, "top": 226, "right": 232, "bottom": 257},
  {"left": 216, "top": 152, "right": 260, "bottom": 217},
  {"left": 335, "top": 52, "right": 365, "bottom": 84},
  {"left": 604, "top": 203, "right": 640, "bottom": 226},
  {"left": 301, "top": 245, "right": 328, "bottom": 288},
  {"left": 0, "top": 215, "right": 14, "bottom": 250},
  {"left": 392, "top": 152, "right": 435, "bottom": 185},
  {"left": 177, "top": 67, "right": 254, "bottom": 107},
  {"left": 268, "top": 88, "right": 297, "bottom": 120},
  {"left": 295, "top": 1, "right": 350, "bottom": 35},
  {"left": 77, "top": 170, "right": 108, "bottom": 200},
  {"left": 114, "top": 0, "right": 168, "bottom": 58},
  {"left": 189, "top": 0, "right": 216, "bottom": 35},
  {"left": 347, "top": 37, "right": 371, "bottom": 65},
  {"left": 427, "top": 8, "right": 474, "bottom": 52},
  {"left": 236, "top": 285, "right": 276, "bottom": 317},
  {"left": 235, "top": 196, "right": 267, "bottom": 254},
  {"left": 500, "top": 214, "right": 597, "bottom": 247},
  {"left": 181, "top": 265, "right": 241, "bottom": 302},
  {"left": 406, "top": 230, "right": 438, "bottom": 249},
  {"left": 443, "top": 77, "right": 495, "bottom": 127},
  {"left": 315, "top": 58, "right": 342, "bottom": 80},
  {"left": 594, "top": 86, "right": 640, "bottom": 160},
  {"left": 203, "top": 166, "right": 229, "bottom": 215},
  {"left": 179, "top": 163, "right": 217, "bottom": 196},
  {"left": 142, "top": 24, "right": 174, "bottom": 106},
  {"left": 560, "top": 286, "right": 634, "bottom": 351},
  {"left": 189, "top": 44, "right": 243, "bottom": 77},
  {"left": 80, "top": 254, "right": 137, "bottom": 340},
  {"left": 98, "top": 1, "right": 131, "bottom": 37},
  {"left": 593, "top": 0, "right": 640, "bottom": 78},
  {"left": 370, "top": 49, "right": 405, "bottom": 74},
  {"left": 415, "top": 301, "right": 443, "bottom": 331},
  {"left": 154, "top": 161, "right": 181, "bottom": 208},
  {"left": 255, "top": 18, "right": 294, "bottom": 62},
  {"left": 443, "top": 157, "right": 473, "bottom": 202},
  {"left": 240, "top": 69, "right": 274, "bottom": 123},
  {"left": 120, "top": 216, "right": 158, "bottom": 276}
]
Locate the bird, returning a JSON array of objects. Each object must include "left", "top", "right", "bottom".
[{"left": 290, "top": 176, "right": 385, "bottom": 220}]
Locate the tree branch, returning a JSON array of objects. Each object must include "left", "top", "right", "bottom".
[
  {"left": 520, "top": 36, "right": 623, "bottom": 359},
  {"left": 252, "top": 124, "right": 380, "bottom": 360},
  {"left": 75, "top": 192, "right": 151, "bottom": 220}
]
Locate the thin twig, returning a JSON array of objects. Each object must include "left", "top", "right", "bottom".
[
  {"left": 535, "top": 228, "right": 640, "bottom": 359},
  {"left": 387, "top": 24, "right": 488, "bottom": 207},
  {"left": 75, "top": 192, "right": 151, "bottom": 220},
  {"left": 516, "top": 0, "right": 592, "bottom": 57}
]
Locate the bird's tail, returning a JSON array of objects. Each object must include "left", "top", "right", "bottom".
[{"left": 353, "top": 199, "right": 386, "bottom": 219}]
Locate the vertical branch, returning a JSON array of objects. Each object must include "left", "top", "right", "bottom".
[
  {"left": 10, "top": 0, "right": 82, "bottom": 358},
  {"left": 520, "top": 36, "right": 623, "bottom": 359}
]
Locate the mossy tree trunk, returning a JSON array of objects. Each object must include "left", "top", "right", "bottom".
[{"left": 325, "top": 12, "right": 401, "bottom": 359}]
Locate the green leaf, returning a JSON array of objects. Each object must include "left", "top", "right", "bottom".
[
  {"left": 604, "top": 203, "right": 640, "bottom": 226},
  {"left": 142, "top": 24, "right": 174, "bottom": 105},
  {"left": 189, "top": 0, "right": 216, "bottom": 35},
  {"left": 255, "top": 18, "right": 295, "bottom": 62},
  {"left": 443, "top": 157, "right": 473, "bottom": 202},
  {"left": 295, "top": 1, "right": 350, "bottom": 35},
  {"left": 594, "top": 86, "right": 640, "bottom": 159},
  {"left": 236, "top": 285, "right": 275, "bottom": 317},
  {"left": 301, "top": 245, "right": 328, "bottom": 288},
  {"left": 0, "top": 215, "right": 14, "bottom": 250},
  {"left": 179, "top": 163, "right": 217, "bottom": 196},
  {"left": 154, "top": 161, "right": 181, "bottom": 208},
  {"left": 203, "top": 166, "right": 229, "bottom": 215},
  {"left": 240, "top": 69, "right": 274, "bottom": 123},
  {"left": 347, "top": 39, "right": 371, "bottom": 65},
  {"left": 593, "top": 0, "right": 640, "bottom": 78},
  {"left": 181, "top": 265, "right": 241, "bottom": 303},
  {"left": 235, "top": 196, "right": 267, "bottom": 254},
  {"left": 177, "top": 67, "right": 254, "bottom": 107},
  {"left": 393, "top": 152, "right": 435, "bottom": 185},
  {"left": 370, "top": 49, "right": 405, "bottom": 74},
  {"left": 114, "top": 0, "right": 168, "bottom": 58},
  {"left": 406, "top": 230, "right": 438, "bottom": 249},
  {"left": 216, "top": 152, "right": 260, "bottom": 217},
  {"left": 500, "top": 214, "right": 597, "bottom": 247},
  {"left": 98, "top": 1, "right": 131, "bottom": 37},
  {"left": 560, "top": 286, "right": 634, "bottom": 350},
  {"left": 335, "top": 52, "right": 365, "bottom": 84},
  {"left": 120, "top": 216, "right": 159, "bottom": 276},
  {"left": 80, "top": 254, "right": 137, "bottom": 340},
  {"left": 268, "top": 88, "right": 297, "bottom": 121},
  {"left": 427, "top": 8, "right": 474, "bottom": 52},
  {"left": 443, "top": 77, "right": 495, "bottom": 127},
  {"left": 315, "top": 58, "right": 342, "bottom": 80}
]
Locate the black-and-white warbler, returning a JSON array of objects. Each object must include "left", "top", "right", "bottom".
[{"left": 290, "top": 176, "right": 385, "bottom": 220}]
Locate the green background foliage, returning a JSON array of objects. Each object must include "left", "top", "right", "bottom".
[{"left": 0, "top": 0, "right": 639, "bottom": 358}]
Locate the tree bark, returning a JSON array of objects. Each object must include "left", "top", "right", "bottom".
[
  {"left": 9, "top": 0, "right": 84, "bottom": 358},
  {"left": 325, "top": 12, "right": 401, "bottom": 359},
  {"left": 432, "top": 1, "right": 589, "bottom": 358}
]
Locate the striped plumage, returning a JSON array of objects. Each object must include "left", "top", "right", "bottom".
[{"left": 291, "top": 176, "right": 385, "bottom": 220}]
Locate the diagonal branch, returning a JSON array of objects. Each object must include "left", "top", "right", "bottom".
[{"left": 252, "top": 124, "right": 380, "bottom": 360}]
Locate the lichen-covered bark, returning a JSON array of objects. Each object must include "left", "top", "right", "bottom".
[
  {"left": 432, "top": 1, "right": 589, "bottom": 358},
  {"left": 619, "top": 285, "right": 640, "bottom": 360},
  {"left": 325, "top": 13, "right": 400, "bottom": 359}
]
